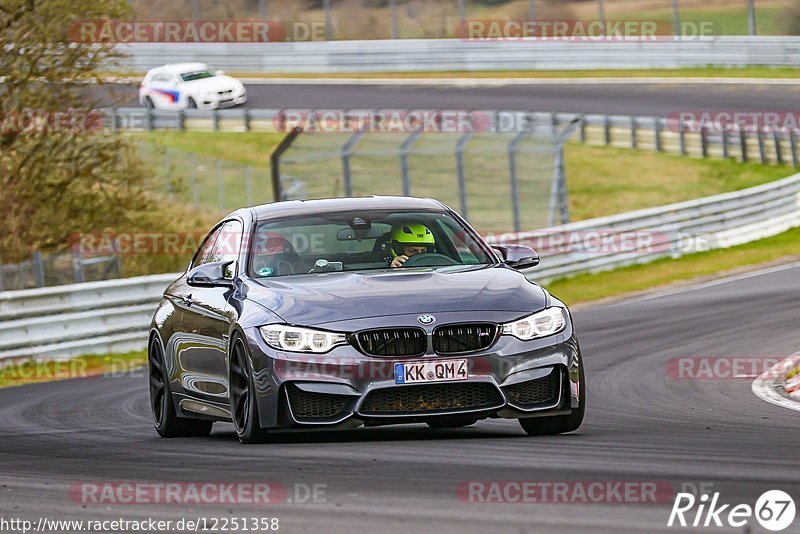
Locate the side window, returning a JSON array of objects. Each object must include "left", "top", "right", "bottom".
[
  {"left": 213, "top": 220, "right": 244, "bottom": 278},
  {"left": 437, "top": 221, "right": 480, "bottom": 264},
  {"left": 192, "top": 225, "right": 224, "bottom": 269}
]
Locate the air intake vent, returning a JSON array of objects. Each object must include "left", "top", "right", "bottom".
[
  {"left": 355, "top": 328, "right": 427, "bottom": 357},
  {"left": 503, "top": 369, "right": 561, "bottom": 408},
  {"left": 360, "top": 382, "right": 503, "bottom": 415},
  {"left": 433, "top": 324, "right": 498, "bottom": 354}
]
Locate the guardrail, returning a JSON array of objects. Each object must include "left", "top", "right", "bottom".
[
  {"left": 2, "top": 172, "right": 799, "bottom": 361},
  {"left": 119, "top": 37, "right": 800, "bottom": 72},
  {"left": 111, "top": 108, "right": 799, "bottom": 168}
]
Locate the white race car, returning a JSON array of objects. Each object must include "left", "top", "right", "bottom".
[{"left": 139, "top": 63, "right": 247, "bottom": 110}]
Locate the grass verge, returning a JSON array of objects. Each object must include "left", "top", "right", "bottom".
[
  {"left": 545, "top": 226, "right": 800, "bottom": 305},
  {"left": 0, "top": 350, "right": 146, "bottom": 389}
]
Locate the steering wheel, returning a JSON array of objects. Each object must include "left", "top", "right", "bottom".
[{"left": 401, "top": 253, "right": 460, "bottom": 268}]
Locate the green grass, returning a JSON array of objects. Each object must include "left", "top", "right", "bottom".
[
  {"left": 545, "top": 226, "right": 800, "bottom": 305},
  {"left": 0, "top": 350, "right": 146, "bottom": 389}
]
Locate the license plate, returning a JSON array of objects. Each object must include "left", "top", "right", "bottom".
[{"left": 394, "top": 359, "right": 468, "bottom": 384}]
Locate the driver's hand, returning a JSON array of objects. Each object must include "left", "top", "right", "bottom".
[{"left": 390, "top": 255, "right": 409, "bottom": 268}]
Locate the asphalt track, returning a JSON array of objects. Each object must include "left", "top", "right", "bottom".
[
  {"left": 1, "top": 263, "right": 799, "bottom": 533},
  {"left": 113, "top": 81, "right": 800, "bottom": 115}
]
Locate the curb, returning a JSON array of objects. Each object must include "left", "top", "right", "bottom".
[{"left": 752, "top": 351, "right": 800, "bottom": 412}]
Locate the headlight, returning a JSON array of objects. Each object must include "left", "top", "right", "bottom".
[
  {"left": 501, "top": 307, "right": 567, "bottom": 340},
  {"left": 234, "top": 82, "right": 244, "bottom": 92},
  {"left": 260, "top": 324, "right": 347, "bottom": 353}
]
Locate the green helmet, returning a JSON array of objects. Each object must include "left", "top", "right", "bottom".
[{"left": 390, "top": 223, "right": 435, "bottom": 257}]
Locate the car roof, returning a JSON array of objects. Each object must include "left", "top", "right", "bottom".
[
  {"left": 243, "top": 196, "right": 448, "bottom": 222},
  {"left": 148, "top": 63, "right": 210, "bottom": 75}
]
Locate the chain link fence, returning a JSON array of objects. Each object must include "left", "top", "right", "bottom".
[
  {"left": 0, "top": 252, "right": 120, "bottom": 292},
  {"left": 276, "top": 112, "right": 579, "bottom": 232}
]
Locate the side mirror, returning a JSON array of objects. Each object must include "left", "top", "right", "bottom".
[
  {"left": 187, "top": 260, "right": 234, "bottom": 287},
  {"left": 492, "top": 245, "right": 540, "bottom": 270},
  {"left": 214, "top": 69, "right": 225, "bottom": 76}
]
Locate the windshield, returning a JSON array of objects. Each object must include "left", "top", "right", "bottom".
[
  {"left": 180, "top": 70, "right": 214, "bottom": 82},
  {"left": 250, "top": 210, "right": 494, "bottom": 278}
]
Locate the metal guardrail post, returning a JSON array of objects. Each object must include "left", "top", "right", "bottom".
[
  {"left": 212, "top": 109, "right": 220, "bottom": 131},
  {"left": 270, "top": 127, "right": 303, "bottom": 202},
  {"left": 774, "top": 132, "right": 784, "bottom": 166},
  {"left": 579, "top": 117, "right": 587, "bottom": 143},
  {"left": 145, "top": 107, "right": 153, "bottom": 131},
  {"left": 341, "top": 130, "right": 365, "bottom": 197},
  {"left": 399, "top": 129, "right": 423, "bottom": 197},
  {"left": 244, "top": 109, "right": 251, "bottom": 132},
  {"left": 455, "top": 132, "right": 473, "bottom": 219},
  {"left": 323, "top": 0, "right": 333, "bottom": 40},
  {"left": 631, "top": 116, "right": 638, "bottom": 149},
  {"left": 71, "top": 247, "right": 84, "bottom": 283},
  {"left": 0, "top": 264, "right": 4, "bottom": 291},
  {"left": 178, "top": 110, "right": 186, "bottom": 131},
  {"left": 790, "top": 130, "right": 799, "bottom": 168},
  {"left": 604, "top": 115, "right": 612, "bottom": 146}
]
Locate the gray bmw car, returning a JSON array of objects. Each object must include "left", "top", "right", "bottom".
[{"left": 148, "top": 196, "right": 585, "bottom": 443}]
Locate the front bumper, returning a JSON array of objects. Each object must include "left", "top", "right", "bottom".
[
  {"left": 200, "top": 91, "right": 247, "bottom": 110},
  {"left": 242, "top": 318, "right": 584, "bottom": 430}
]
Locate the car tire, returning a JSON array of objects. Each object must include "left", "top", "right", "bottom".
[
  {"left": 143, "top": 96, "right": 154, "bottom": 109},
  {"left": 149, "top": 337, "right": 213, "bottom": 438},
  {"left": 229, "top": 336, "right": 270, "bottom": 444},
  {"left": 426, "top": 417, "right": 478, "bottom": 429},
  {"left": 518, "top": 360, "right": 586, "bottom": 436},
  {"left": 187, "top": 97, "right": 197, "bottom": 109}
]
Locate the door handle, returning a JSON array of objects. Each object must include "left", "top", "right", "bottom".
[{"left": 182, "top": 294, "right": 194, "bottom": 306}]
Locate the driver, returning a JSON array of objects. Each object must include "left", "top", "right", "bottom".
[{"left": 389, "top": 223, "right": 436, "bottom": 268}]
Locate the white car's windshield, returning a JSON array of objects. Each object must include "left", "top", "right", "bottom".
[{"left": 180, "top": 70, "right": 214, "bottom": 82}]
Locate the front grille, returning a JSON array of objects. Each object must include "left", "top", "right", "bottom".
[
  {"left": 286, "top": 383, "right": 351, "bottom": 420},
  {"left": 360, "top": 382, "right": 503, "bottom": 415},
  {"left": 503, "top": 369, "right": 561, "bottom": 408},
  {"left": 433, "top": 323, "right": 498, "bottom": 354},
  {"left": 355, "top": 328, "right": 426, "bottom": 357}
]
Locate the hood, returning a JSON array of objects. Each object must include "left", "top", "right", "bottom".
[
  {"left": 183, "top": 75, "right": 241, "bottom": 91},
  {"left": 244, "top": 265, "right": 547, "bottom": 326}
]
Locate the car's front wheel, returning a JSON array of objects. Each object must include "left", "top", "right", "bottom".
[
  {"left": 187, "top": 97, "right": 198, "bottom": 109},
  {"left": 149, "top": 337, "right": 213, "bottom": 438},
  {"left": 229, "top": 336, "right": 270, "bottom": 444},
  {"left": 143, "top": 96, "right": 154, "bottom": 109}
]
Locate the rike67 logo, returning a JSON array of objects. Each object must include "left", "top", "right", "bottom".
[{"left": 668, "top": 490, "right": 796, "bottom": 531}]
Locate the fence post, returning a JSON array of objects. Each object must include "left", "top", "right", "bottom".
[
  {"left": 32, "top": 251, "right": 45, "bottom": 287},
  {"left": 747, "top": 0, "right": 757, "bottom": 36},
  {"left": 722, "top": 129, "right": 730, "bottom": 159},
  {"left": 389, "top": 0, "right": 399, "bottom": 39},
  {"left": 630, "top": 116, "right": 638, "bottom": 149},
  {"left": 790, "top": 129, "right": 799, "bottom": 167},
  {"left": 145, "top": 107, "right": 153, "bottom": 131},
  {"left": 700, "top": 127, "right": 708, "bottom": 158},
  {"left": 672, "top": 0, "right": 680, "bottom": 36},
  {"left": 323, "top": 0, "right": 333, "bottom": 40},
  {"left": 773, "top": 132, "right": 784, "bottom": 166},
  {"left": 71, "top": 247, "right": 84, "bottom": 283},
  {"left": 679, "top": 126, "right": 687, "bottom": 156},
  {"left": 216, "top": 159, "right": 225, "bottom": 212},
  {"left": 508, "top": 126, "right": 531, "bottom": 233},
  {"left": 654, "top": 118, "right": 664, "bottom": 152},
  {"left": 178, "top": 109, "right": 186, "bottom": 131},
  {"left": 212, "top": 109, "right": 220, "bottom": 131},
  {"left": 0, "top": 263, "right": 4, "bottom": 291},
  {"left": 579, "top": 116, "right": 587, "bottom": 143},
  {"left": 341, "top": 130, "right": 365, "bottom": 197},
  {"left": 190, "top": 152, "right": 199, "bottom": 205},
  {"left": 399, "top": 129, "right": 423, "bottom": 197},
  {"left": 244, "top": 108, "right": 252, "bottom": 132},
  {"left": 245, "top": 166, "right": 254, "bottom": 206},
  {"left": 455, "top": 132, "right": 473, "bottom": 219},
  {"left": 604, "top": 115, "right": 611, "bottom": 146},
  {"left": 270, "top": 127, "right": 303, "bottom": 202},
  {"left": 740, "top": 129, "right": 749, "bottom": 162},
  {"left": 757, "top": 131, "right": 767, "bottom": 164}
]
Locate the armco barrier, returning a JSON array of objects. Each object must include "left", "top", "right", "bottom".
[
  {"left": 119, "top": 37, "right": 800, "bottom": 72},
  {"left": 1, "top": 173, "right": 799, "bottom": 360}
]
